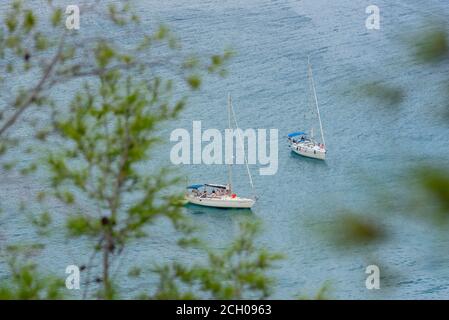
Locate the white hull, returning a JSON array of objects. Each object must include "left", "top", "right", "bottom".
[
  {"left": 185, "top": 194, "right": 255, "bottom": 209},
  {"left": 289, "top": 141, "right": 326, "bottom": 160}
]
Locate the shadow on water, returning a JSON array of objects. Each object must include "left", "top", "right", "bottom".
[
  {"left": 184, "top": 204, "right": 256, "bottom": 236},
  {"left": 184, "top": 203, "right": 254, "bottom": 216},
  {"left": 184, "top": 203, "right": 255, "bottom": 227}
]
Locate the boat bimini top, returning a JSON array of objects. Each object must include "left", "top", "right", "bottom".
[
  {"left": 186, "top": 184, "right": 204, "bottom": 189},
  {"left": 186, "top": 184, "right": 229, "bottom": 190}
]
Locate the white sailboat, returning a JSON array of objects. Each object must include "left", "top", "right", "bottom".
[
  {"left": 185, "top": 94, "right": 256, "bottom": 209},
  {"left": 288, "top": 56, "right": 327, "bottom": 160}
]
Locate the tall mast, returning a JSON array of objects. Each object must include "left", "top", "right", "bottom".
[
  {"left": 308, "top": 56, "right": 326, "bottom": 146},
  {"left": 229, "top": 94, "right": 257, "bottom": 200},
  {"left": 227, "top": 93, "right": 233, "bottom": 194}
]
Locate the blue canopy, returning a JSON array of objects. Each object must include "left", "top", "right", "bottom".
[
  {"left": 186, "top": 184, "right": 204, "bottom": 189},
  {"left": 287, "top": 131, "right": 307, "bottom": 138}
]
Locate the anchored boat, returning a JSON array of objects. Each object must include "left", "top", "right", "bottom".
[
  {"left": 288, "top": 131, "right": 326, "bottom": 160},
  {"left": 185, "top": 94, "right": 256, "bottom": 209},
  {"left": 288, "top": 56, "right": 327, "bottom": 160},
  {"left": 185, "top": 184, "right": 255, "bottom": 209}
]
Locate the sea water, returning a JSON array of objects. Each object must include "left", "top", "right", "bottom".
[{"left": 1, "top": 0, "right": 449, "bottom": 299}]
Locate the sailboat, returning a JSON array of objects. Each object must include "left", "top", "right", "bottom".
[
  {"left": 185, "top": 94, "right": 256, "bottom": 209},
  {"left": 288, "top": 56, "right": 327, "bottom": 160}
]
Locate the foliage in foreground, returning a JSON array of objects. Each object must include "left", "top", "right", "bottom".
[
  {"left": 0, "top": 246, "right": 64, "bottom": 299},
  {"left": 151, "top": 220, "right": 283, "bottom": 300},
  {"left": 1, "top": 1, "right": 449, "bottom": 300},
  {"left": 0, "top": 0, "right": 281, "bottom": 300}
]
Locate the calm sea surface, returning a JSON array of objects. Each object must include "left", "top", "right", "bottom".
[{"left": 1, "top": 0, "right": 449, "bottom": 299}]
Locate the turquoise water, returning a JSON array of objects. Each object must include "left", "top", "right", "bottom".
[{"left": 1, "top": 0, "right": 449, "bottom": 299}]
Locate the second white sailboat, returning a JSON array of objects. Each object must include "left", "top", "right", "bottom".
[{"left": 288, "top": 56, "right": 327, "bottom": 160}]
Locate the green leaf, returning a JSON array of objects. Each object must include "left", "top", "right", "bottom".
[
  {"left": 51, "top": 8, "right": 62, "bottom": 27},
  {"left": 6, "top": 15, "right": 18, "bottom": 33},
  {"left": 23, "top": 10, "right": 36, "bottom": 33},
  {"left": 186, "top": 75, "right": 201, "bottom": 90},
  {"left": 66, "top": 215, "right": 100, "bottom": 237},
  {"left": 414, "top": 29, "right": 449, "bottom": 63}
]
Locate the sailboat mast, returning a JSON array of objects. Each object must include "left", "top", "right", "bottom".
[
  {"left": 228, "top": 95, "right": 257, "bottom": 200},
  {"left": 227, "top": 93, "right": 233, "bottom": 194},
  {"left": 308, "top": 56, "right": 326, "bottom": 146}
]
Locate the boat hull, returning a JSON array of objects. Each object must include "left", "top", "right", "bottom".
[
  {"left": 185, "top": 194, "right": 255, "bottom": 209},
  {"left": 289, "top": 142, "right": 326, "bottom": 160}
]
